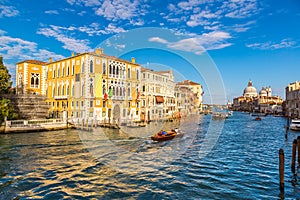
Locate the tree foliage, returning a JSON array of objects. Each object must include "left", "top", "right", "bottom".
[
  {"left": 0, "top": 98, "right": 17, "bottom": 123},
  {"left": 0, "top": 56, "right": 16, "bottom": 123},
  {"left": 0, "top": 56, "right": 12, "bottom": 94}
]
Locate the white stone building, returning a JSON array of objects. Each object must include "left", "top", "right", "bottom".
[
  {"left": 140, "top": 68, "right": 175, "bottom": 122},
  {"left": 286, "top": 81, "right": 300, "bottom": 118}
]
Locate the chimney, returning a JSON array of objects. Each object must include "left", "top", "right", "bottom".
[
  {"left": 71, "top": 52, "right": 74, "bottom": 57},
  {"left": 131, "top": 57, "right": 136, "bottom": 63},
  {"left": 95, "top": 48, "right": 103, "bottom": 55},
  {"left": 49, "top": 57, "right": 53, "bottom": 63}
]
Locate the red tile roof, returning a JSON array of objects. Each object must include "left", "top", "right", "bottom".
[{"left": 17, "top": 60, "right": 47, "bottom": 65}]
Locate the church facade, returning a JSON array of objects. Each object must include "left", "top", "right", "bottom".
[{"left": 233, "top": 80, "right": 283, "bottom": 113}]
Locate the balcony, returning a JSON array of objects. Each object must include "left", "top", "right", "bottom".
[{"left": 54, "top": 95, "right": 68, "bottom": 100}]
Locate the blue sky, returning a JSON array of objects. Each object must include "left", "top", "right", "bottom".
[{"left": 0, "top": 0, "right": 299, "bottom": 104}]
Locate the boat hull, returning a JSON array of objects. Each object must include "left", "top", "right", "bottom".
[
  {"left": 290, "top": 119, "right": 300, "bottom": 131},
  {"left": 151, "top": 131, "right": 183, "bottom": 142}
]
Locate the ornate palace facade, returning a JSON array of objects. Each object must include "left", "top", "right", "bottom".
[{"left": 16, "top": 48, "right": 203, "bottom": 123}]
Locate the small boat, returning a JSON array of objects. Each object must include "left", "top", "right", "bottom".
[
  {"left": 139, "top": 123, "right": 146, "bottom": 127},
  {"left": 255, "top": 116, "right": 261, "bottom": 121},
  {"left": 290, "top": 119, "right": 300, "bottom": 131},
  {"left": 212, "top": 112, "right": 228, "bottom": 120},
  {"left": 151, "top": 129, "right": 183, "bottom": 142}
]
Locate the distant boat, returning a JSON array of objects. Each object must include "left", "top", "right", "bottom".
[
  {"left": 212, "top": 112, "right": 228, "bottom": 120},
  {"left": 290, "top": 119, "right": 300, "bottom": 131}
]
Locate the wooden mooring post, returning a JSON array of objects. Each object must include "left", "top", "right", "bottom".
[
  {"left": 297, "top": 136, "right": 300, "bottom": 165},
  {"left": 279, "top": 148, "right": 284, "bottom": 192},
  {"left": 292, "top": 139, "right": 297, "bottom": 173}
]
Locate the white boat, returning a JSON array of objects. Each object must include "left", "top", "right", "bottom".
[
  {"left": 290, "top": 119, "right": 300, "bottom": 131},
  {"left": 212, "top": 112, "right": 228, "bottom": 120}
]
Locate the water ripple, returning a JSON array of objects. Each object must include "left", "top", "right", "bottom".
[{"left": 0, "top": 113, "right": 298, "bottom": 199}]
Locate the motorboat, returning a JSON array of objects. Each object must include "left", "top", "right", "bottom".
[
  {"left": 151, "top": 129, "right": 184, "bottom": 142},
  {"left": 290, "top": 119, "right": 300, "bottom": 131},
  {"left": 255, "top": 116, "right": 261, "bottom": 121},
  {"left": 212, "top": 112, "right": 228, "bottom": 120}
]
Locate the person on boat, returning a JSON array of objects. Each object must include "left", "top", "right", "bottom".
[{"left": 174, "top": 128, "right": 179, "bottom": 133}]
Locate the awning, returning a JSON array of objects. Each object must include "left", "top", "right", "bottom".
[{"left": 155, "top": 96, "right": 164, "bottom": 103}]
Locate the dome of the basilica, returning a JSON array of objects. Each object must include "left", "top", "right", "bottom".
[
  {"left": 243, "top": 80, "right": 258, "bottom": 97},
  {"left": 259, "top": 88, "right": 268, "bottom": 96}
]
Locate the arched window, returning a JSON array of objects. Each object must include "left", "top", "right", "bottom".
[
  {"left": 53, "top": 69, "right": 56, "bottom": 78},
  {"left": 81, "top": 62, "right": 85, "bottom": 73},
  {"left": 116, "top": 87, "right": 119, "bottom": 96},
  {"left": 30, "top": 73, "right": 40, "bottom": 88},
  {"left": 57, "top": 67, "right": 60, "bottom": 77},
  {"left": 67, "top": 65, "right": 70, "bottom": 76},
  {"left": 116, "top": 66, "right": 119, "bottom": 75},
  {"left": 52, "top": 87, "right": 55, "bottom": 97},
  {"left": 103, "top": 62, "right": 106, "bottom": 74},
  {"left": 67, "top": 85, "right": 69, "bottom": 96},
  {"left": 81, "top": 83, "right": 84, "bottom": 96},
  {"left": 109, "top": 64, "right": 112, "bottom": 74},
  {"left": 113, "top": 65, "right": 115, "bottom": 75},
  {"left": 102, "top": 80, "right": 106, "bottom": 95},
  {"left": 62, "top": 66, "right": 65, "bottom": 77},
  {"left": 58, "top": 86, "right": 60, "bottom": 96},
  {"left": 62, "top": 85, "right": 65, "bottom": 95},
  {"left": 136, "top": 70, "right": 139, "bottom": 80},
  {"left": 128, "top": 68, "right": 130, "bottom": 79},
  {"left": 72, "top": 65, "right": 75, "bottom": 75},
  {"left": 35, "top": 76, "right": 39, "bottom": 86},
  {"left": 90, "top": 60, "right": 94, "bottom": 73},
  {"left": 72, "top": 85, "right": 74, "bottom": 96},
  {"left": 90, "top": 78, "right": 94, "bottom": 97}
]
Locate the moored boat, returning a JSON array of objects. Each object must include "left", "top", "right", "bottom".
[{"left": 290, "top": 119, "right": 300, "bottom": 131}]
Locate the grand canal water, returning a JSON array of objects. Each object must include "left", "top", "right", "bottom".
[{"left": 1, "top": 112, "right": 299, "bottom": 199}]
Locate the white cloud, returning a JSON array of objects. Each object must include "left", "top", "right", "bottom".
[
  {"left": 0, "top": 5, "right": 19, "bottom": 18},
  {"left": 149, "top": 31, "right": 232, "bottom": 55},
  {"left": 148, "top": 37, "right": 168, "bottom": 44},
  {"left": 66, "top": 0, "right": 148, "bottom": 24},
  {"left": 95, "top": 0, "right": 141, "bottom": 21},
  {"left": 0, "top": 29, "right": 6, "bottom": 35},
  {"left": 164, "top": 0, "right": 259, "bottom": 33},
  {"left": 45, "top": 10, "right": 59, "bottom": 15},
  {"left": 246, "top": 39, "right": 297, "bottom": 50},
  {"left": 37, "top": 26, "right": 91, "bottom": 53},
  {"left": 66, "top": 0, "right": 101, "bottom": 6},
  {"left": 0, "top": 34, "right": 64, "bottom": 61},
  {"left": 222, "top": 0, "right": 259, "bottom": 19}
]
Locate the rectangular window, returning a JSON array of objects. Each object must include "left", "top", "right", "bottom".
[
  {"left": 75, "top": 74, "right": 80, "bottom": 82},
  {"left": 90, "top": 101, "right": 93, "bottom": 107},
  {"left": 103, "top": 101, "right": 106, "bottom": 107}
]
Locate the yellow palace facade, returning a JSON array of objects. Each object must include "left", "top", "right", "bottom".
[{"left": 16, "top": 49, "right": 141, "bottom": 124}]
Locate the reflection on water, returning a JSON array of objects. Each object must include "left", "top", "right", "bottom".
[{"left": 0, "top": 113, "right": 299, "bottom": 199}]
